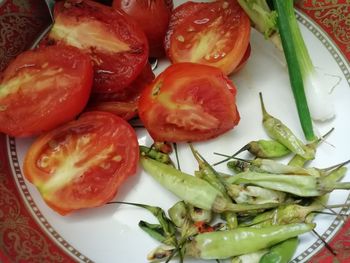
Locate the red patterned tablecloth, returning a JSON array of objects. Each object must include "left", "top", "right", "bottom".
[{"left": 0, "top": 0, "right": 349, "bottom": 262}]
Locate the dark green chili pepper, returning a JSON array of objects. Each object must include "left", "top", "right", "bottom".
[
  {"left": 138, "top": 220, "right": 167, "bottom": 244},
  {"left": 259, "top": 237, "right": 298, "bottom": 263},
  {"left": 109, "top": 201, "right": 177, "bottom": 246},
  {"left": 259, "top": 93, "right": 315, "bottom": 160},
  {"left": 185, "top": 223, "right": 315, "bottom": 259}
]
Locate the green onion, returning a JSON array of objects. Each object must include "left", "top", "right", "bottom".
[
  {"left": 239, "top": 0, "right": 335, "bottom": 141},
  {"left": 237, "top": 0, "right": 282, "bottom": 50}
]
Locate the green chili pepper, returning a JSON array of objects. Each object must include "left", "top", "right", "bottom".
[
  {"left": 147, "top": 244, "right": 176, "bottom": 262},
  {"left": 232, "top": 250, "right": 269, "bottom": 263},
  {"left": 259, "top": 93, "right": 315, "bottom": 160},
  {"left": 288, "top": 128, "right": 334, "bottom": 167},
  {"left": 259, "top": 237, "right": 299, "bottom": 263},
  {"left": 140, "top": 145, "right": 172, "bottom": 164},
  {"left": 185, "top": 223, "right": 315, "bottom": 259},
  {"left": 190, "top": 145, "right": 232, "bottom": 201},
  {"left": 226, "top": 171, "right": 350, "bottom": 197},
  {"left": 226, "top": 157, "right": 319, "bottom": 176},
  {"left": 110, "top": 201, "right": 177, "bottom": 245},
  {"left": 138, "top": 220, "right": 167, "bottom": 244},
  {"left": 223, "top": 211, "right": 239, "bottom": 230},
  {"left": 248, "top": 140, "right": 291, "bottom": 158},
  {"left": 168, "top": 201, "right": 189, "bottom": 228},
  {"left": 187, "top": 204, "right": 212, "bottom": 223},
  {"left": 141, "top": 157, "right": 280, "bottom": 213},
  {"left": 214, "top": 140, "right": 290, "bottom": 166},
  {"left": 228, "top": 184, "right": 286, "bottom": 205},
  {"left": 227, "top": 159, "right": 253, "bottom": 173},
  {"left": 322, "top": 166, "right": 347, "bottom": 186}
]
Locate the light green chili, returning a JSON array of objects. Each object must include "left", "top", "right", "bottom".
[
  {"left": 186, "top": 223, "right": 315, "bottom": 259},
  {"left": 141, "top": 157, "right": 280, "bottom": 213},
  {"left": 259, "top": 93, "right": 315, "bottom": 160}
]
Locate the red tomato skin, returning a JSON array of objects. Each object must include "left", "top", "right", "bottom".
[
  {"left": 167, "top": 0, "right": 250, "bottom": 75},
  {"left": 113, "top": 0, "right": 172, "bottom": 58},
  {"left": 138, "top": 62, "right": 240, "bottom": 142},
  {"left": 23, "top": 111, "right": 139, "bottom": 215},
  {"left": 50, "top": 0, "right": 149, "bottom": 93},
  {"left": 232, "top": 43, "right": 251, "bottom": 74},
  {"left": 0, "top": 45, "right": 93, "bottom": 137}
]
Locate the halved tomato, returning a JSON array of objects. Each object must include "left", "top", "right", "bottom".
[
  {"left": 113, "top": 0, "right": 173, "bottom": 58},
  {"left": 48, "top": 0, "right": 148, "bottom": 93},
  {"left": 164, "top": 1, "right": 207, "bottom": 56},
  {"left": 167, "top": 0, "right": 250, "bottom": 75},
  {"left": 138, "top": 63, "right": 240, "bottom": 142},
  {"left": 87, "top": 62, "right": 155, "bottom": 120},
  {"left": 0, "top": 45, "right": 93, "bottom": 137},
  {"left": 23, "top": 111, "right": 139, "bottom": 215}
]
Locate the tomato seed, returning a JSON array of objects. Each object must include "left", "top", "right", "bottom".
[{"left": 176, "top": 35, "right": 185, "bottom": 42}]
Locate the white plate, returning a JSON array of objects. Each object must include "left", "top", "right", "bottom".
[{"left": 7, "top": 2, "right": 350, "bottom": 262}]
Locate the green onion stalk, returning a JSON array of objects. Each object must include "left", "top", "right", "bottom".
[{"left": 238, "top": 0, "right": 335, "bottom": 141}]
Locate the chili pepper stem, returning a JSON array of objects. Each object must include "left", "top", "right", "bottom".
[
  {"left": 322, "top": 159, "right": 350, "bottom": 173},
  {"left": 213, "top": 144, "right": 250, "bottom": 166}
]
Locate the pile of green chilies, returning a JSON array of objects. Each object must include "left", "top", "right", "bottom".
[{"left": 129, "top": 93, "right": 349, "bottom": 262}]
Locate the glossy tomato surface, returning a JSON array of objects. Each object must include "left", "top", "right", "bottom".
[
  {"left": 23, "top": 111, "right": 139, "bottom": 215},
  {"left": 167, "top": 0, "right": 250, "bottom": 75},
  {"left": 49, "top": 0, "right": 148, "bottom": 93},
  {"left": 113, "top": 0, "right": 172, "bottom": 58},
  {"left": 0, "top": 45, "right": 93, "bottom": 137},
  {"left": 138, "top": 63, "right": 240, "bottom": 142}
]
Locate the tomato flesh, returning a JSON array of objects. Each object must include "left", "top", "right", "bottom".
[
  {"left": 164, "top": 1, "right": 207, "bottom": 56},
  {"left": 0, "top": 45, "right": 93, "bottom": 137},
  {"left": 138, "top": 63, "right": 240, "bottom": 142},
  {"left": 87, "top": 62, "right": 155, "bottom": 120},
  {"left": 168, "top": 0, "right": 250, "bottom": 75},
  {"left": 23, "top": 111, "right": 139, "bottom": 215},
  {"left": 49, "top": 0, "right": 148, "bottom": 93}
]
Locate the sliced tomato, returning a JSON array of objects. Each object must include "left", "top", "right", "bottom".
[
  {"left": 167, "top": 0, "right": 250, "bottom": 75},
  {"left": 87, "top": 62, "right": 155, "bottom": 120},
  {"left": 49, "top": 0, "right": 148, "bottom": 93},
  {"left": 113, "top": 0, "right": 172, "bottom": 58},
  {"left": 164, "top": 1, "right": 206, "bottom": 56},
  {"left": 138, "top": 63, "right": 240, "bottom": 142},
  {"left": 0, "top": 45, "right": 93, "bottom": 137},
  {"left": 23, "top": 111, "right": 139, "bottom": 215}
]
